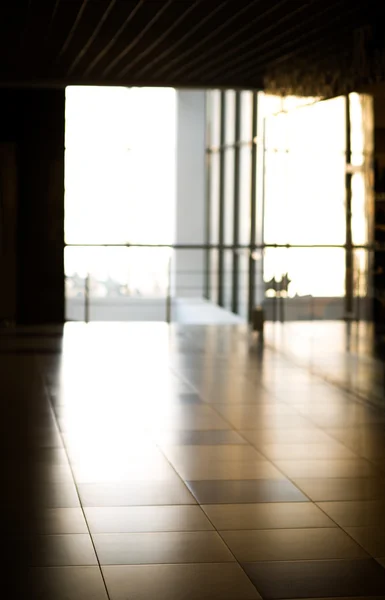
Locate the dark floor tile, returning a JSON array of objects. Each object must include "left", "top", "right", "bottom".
[
  {"left": 78, "top": 481, "right": 196, "bottom": 507},
  {"left": 30, "top": 534, "right": 97, "bottom": 566},
  {"left": 161, "top": 444, "right": 264, "bottom": 464},
  {"left": 243, "top": 559, "right": 385, "bottom": 599},
  {"left": 294, "top": 478, "right": 385, "bottom": 501},
  {"left": 85, "top": 506, "right": 213, "bottom": 533},
  {"left": 155, "top": 430, "right": 247, "bottom": 445},
  {"left": 317, "top": 500, "right": 385, "bottom": 527},
  {"left": 93, "top": 531, "right": 234, "bottom": 565},
  {"left": 345, "top": 527, "right": 385, "bottom": 557},
  {"left": 202, "top": 502, "right": 335, "bottom": 530},
  {"left": 221, "top": 528, "right": 368, "bottom": 561},
  {"left": 186, "top": 479, "right": 308, "bottom": 504},
  {"left": 31, "top": 566, "right": 108, "bottom": 600},
  {"left": 102, "top": 563, "right": 261, "bottom": 599},
  {"left": 173, "top": 394, "right": 203, "bottom": 405}
]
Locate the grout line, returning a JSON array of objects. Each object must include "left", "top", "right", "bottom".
[
  {"left": 172, "top": 359, "right": 385, "bottom": 565},
  {"left": 39, "top": 373, "right": 112, "bottom": 600}
]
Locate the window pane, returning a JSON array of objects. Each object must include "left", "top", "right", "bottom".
[
  {"left": 264, "top": 96, "right": 346, "bottom": 246},
  {"left": 209, "top": 151, "right": 220, "bottom": 303},
  {"left": 225, "top": 91, "right": 236, "bottom": 145},
  {"left": 239, "top": 145, "right": 252, "bottom": 244},
  {"left": 240, "top": 92, "right": 253, "bottom": 142},
  {"left": 208, "top": 90, "right": 221, "bottom": 148},
  {"left": 264, "top": 247, "right": 346, "bottom": 298},
  {"left": 224, "top": 148, "right": 235, "bottom": 244},
  {"left": 65, "top": 86, "right": 176, "bottom": 245},
  {"left": 210, "top": 152, "right": 220, "bottom": 244}
]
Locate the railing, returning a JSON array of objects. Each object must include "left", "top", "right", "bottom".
[{"left": 65, "top": 242, "right": 385, "bottom": 326}]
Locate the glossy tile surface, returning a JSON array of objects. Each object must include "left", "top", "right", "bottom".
[
  {"left": 186, "top": 479, "right": 308, "bottom": 504},
  {"left": 317, "top": 500, "right": 385, "bottom": 526},
  {"left": 31, "top": 567, "right": 109, "bottom": 600},
  {"left": 3, "top": 322, "right": 385, "bottom": 599},
  {"left": 85, "top": 506, "right": 214, "bottom": 533},
  {"left": 243, "top": 559, "right": 385, "bottom": 599},
  {"left": 221, "top": 528, "right": 368, "bottom": 561},
  {"left": 201, "top": 503, "right": 336, "bottom": 530},
  {"left": 30, "top": 534, "right": 98, "bottom": 566},
  {"left": 93, "top": 531, "right": 235, "bottom": 564},
  {"left": 102, "top": 564, "right": 261, "bottom": 599}
]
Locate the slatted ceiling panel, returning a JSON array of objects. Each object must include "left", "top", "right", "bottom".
[{"left": 0, "top": 0, "right": 380, "bottom": 91}]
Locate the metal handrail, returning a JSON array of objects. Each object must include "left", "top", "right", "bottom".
[{"left": 65, "top": 242, "right": 385, "bottom": 250}]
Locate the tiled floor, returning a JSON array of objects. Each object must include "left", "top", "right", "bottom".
[
  {"left": 2, "top": 322, "right": 385, "bottom": 599},
  {"left": 264, "top": 321, "right": 385, "bottom": 409}
]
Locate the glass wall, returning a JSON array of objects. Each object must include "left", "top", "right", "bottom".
[
  {"left": 65, "top": 86, "right": 177, "bottom": 321},
  {"left": 205, "top": 90, "right": 374, "bottom": 322},
  {"left": 206, "top": 89, "right": 257, "bottom": 319}
]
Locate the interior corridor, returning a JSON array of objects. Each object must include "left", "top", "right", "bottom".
[{"left": 3, "top": 323, "right": 385, "bottom": 600}]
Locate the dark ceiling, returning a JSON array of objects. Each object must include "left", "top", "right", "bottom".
[{"left": 0, "top": 0, "right": 382, "bottom": 94}]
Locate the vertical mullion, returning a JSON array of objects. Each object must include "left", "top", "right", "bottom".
[
  {"left": 248, "top": 92, "right": 258, "bottom": 323},
  {"left": 232, "top": 92, "right": 241, "bottom": 314},
  {"left": 218, "top": 91, "right": 226, "bottom": 307},
  {"left": 345, "top": 93, "right": 354, "bottom": 318},
  {"left": 204, "top": 93, "right": 211, "bottom": 299}
]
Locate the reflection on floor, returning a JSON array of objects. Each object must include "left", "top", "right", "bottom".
[
  {"left": 2, "top": 322, "right": 385, "bottom": 599},
  {"left": 264, "top": 321, "right": 385, "bottom": 409}
]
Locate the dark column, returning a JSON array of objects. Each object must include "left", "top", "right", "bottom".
[{"left": 0, "top": 88, "right": 65, "bottom": 325}]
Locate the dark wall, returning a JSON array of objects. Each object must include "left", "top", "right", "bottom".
[{"left": 0, "top": 89, "right": 65, "bottom": 324}]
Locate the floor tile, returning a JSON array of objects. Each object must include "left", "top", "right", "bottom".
[
  {"left": 31, "top": 447, "right": 69, "bottom": 464},
  {"left": 30, "top": 534, "right": 97, "bottom": 566},
  {"left": 155, "top": 429, "right": 247, "bottom": 445},
  {"left": 317, "top": 500, "right": 385, "bottom": 526},
  {"left": 35, "top": 482, "right": 81, "bottom": 508},
  {"left": 149, "top": 412, "right": 230, "bottom": 431},
  {"left": 260, "top": 442, "right": 357, "bottom": 460},
  {"left": 221, "top": 528, "right": 368, "bottom": 561},
  {"left": 326, "top": 426, "right": 385, "bottom": 449},
  {"left": 161, "top": 444, "right": 265, "bottom": 463},
  {"left": 31, "top": 566, "right": 108, "bottom": 600},
  {"left": 72, "top": 458, "right": 179, "bottom": 483},
  {"left": 171, "top": 394, "right": 203, "bottom": 405},
  {"left": 202, "top": 502, "right": 336, "bottom": 530},
  {"left": 174, "top": 459, "right": 284, "bottom": 481},
  {"left": 31, "top": 508, "right": 88, "bottom": 534},
  {"left": 102, "top": 563, "right": 261, "bottom": 599},
  {"left": 186, "top": 479, "right": 308, "bottom": 504},
  {"left": 78, "top": 481, "right": 196, "bottom": 506},
  {"left": 93, "top": 531, "right": 235, "bottom": 564},
  {"left": 293, "top": 478, "right": 385, "bottom": 501},
  {"left": 275, "top": 458, "right": 381, "bottom": 479},
  {"left": 229, "top": 414, "right": 313, "bottom": 430},
  {"left": 242, "top": 559, "right": 385, "bottom": 599},
  {"left": 212, "top": 405, "right": 300, "bottom": 429},
  {"left": 345, "top": 527, "right": 385, "bottom": 557},
  {"left": 34, "top": 462, "right": 74, "bottom": 483},
  {"left": 239, "top": 427, "right": 334, "bottom": 446},
  {"left": 85, "top": 506, "right": 213, "bottom": 533}
]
